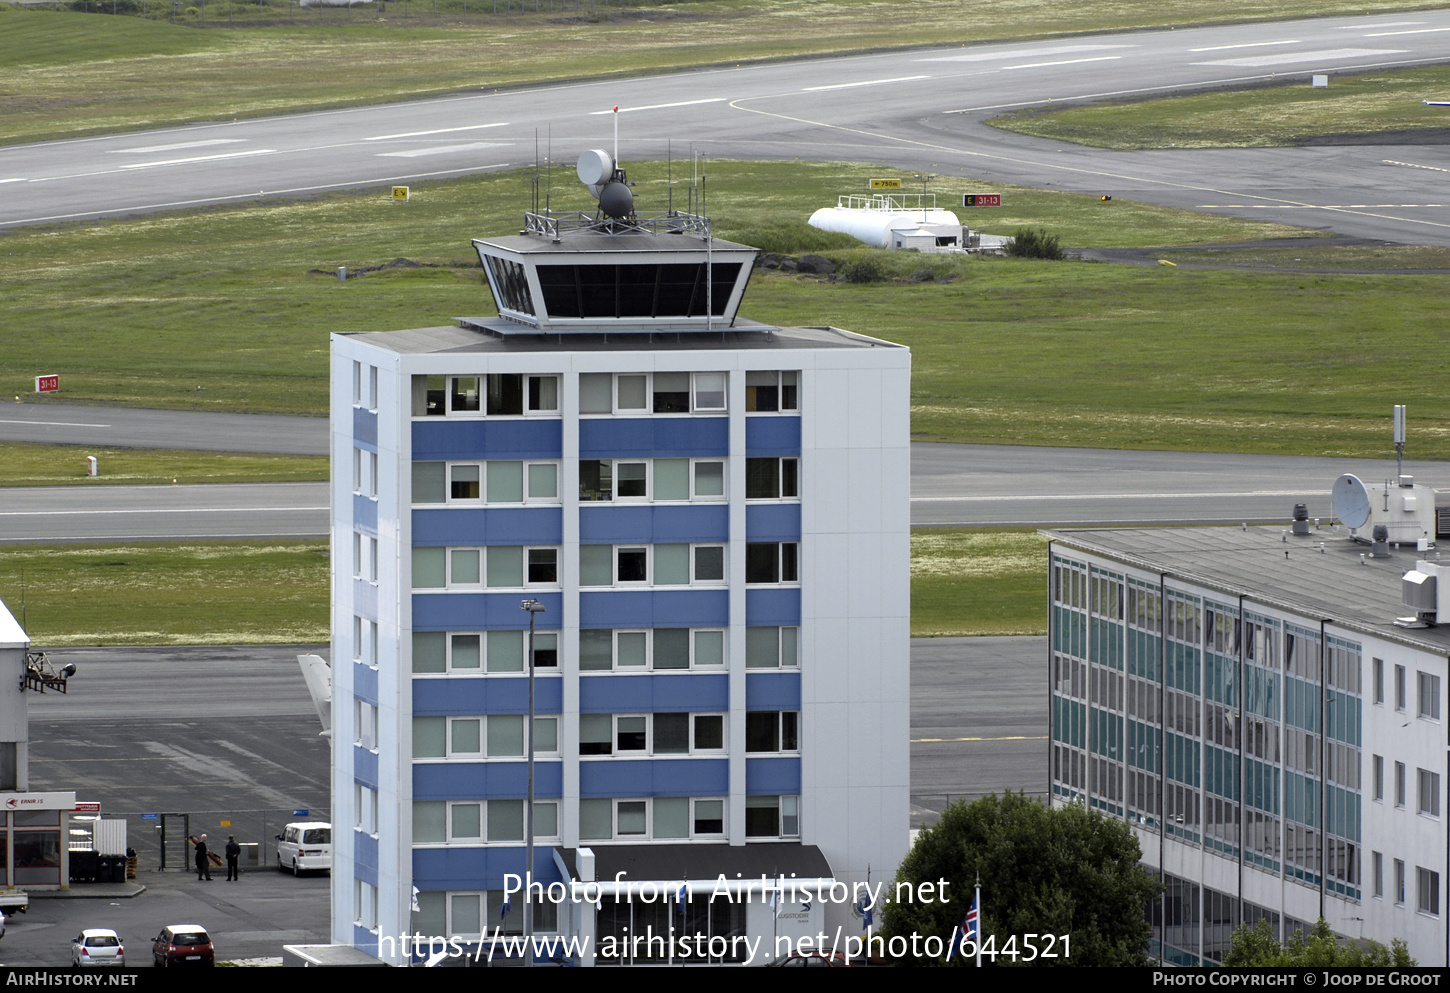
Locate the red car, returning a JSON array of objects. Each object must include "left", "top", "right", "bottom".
[{"left": 152, "top": 925, "right": 213, "bottom": 967}]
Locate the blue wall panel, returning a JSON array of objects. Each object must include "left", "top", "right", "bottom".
[
  {"left": 745, "top": 757, "right": 801, "bottom": 794},
  {"left": 746, "top": 672, "right": 801, "bottom": 710},
  {"left": 745, "top": 504, "right": 800, "bottom": 541},
  {"left": 354, "top": 661, "right": 378, "bottom": 703},
  {"left": 579, "top": 505, "right": 728, "bottom": 544},
  {"left": 579, "top": 759, "right": 728, "bottom": 797},
  {"left": 412, "top": 847, "right": 563, "bottom": 893},
  {"left": 412, "top": 419, "right": 563, "bottom": 461},
  {"left": 412, "top": 507, "right": 563, "bottom": 547},
  {"left": 744, "top": 588, "right": 800, "bottom": 626},
  {"left": 579, "top": 674, "right": 729, "bottom": 713},
  {"left": 578, "top": 590, "right": 728, "bottom": 629},
  {"left": 413, "top": 761, "right": 562, "bottom": 801},
  {"left": 579, "top": 418, "right": 728, "bottom": 458},
  {"left": 352, "top": 493, "right": 378, "bottom": 532},
  {"left": 353, "top": 745, "right": 378, "bottom": 789},
  {"left": 744, "top": 416, "right": 800, "bottom": 456},
  {"left": 354, "top": 831, "right": 379, "bottom": 876},
  {"left": 412, "top": 592, "right": 564, "bottom": 631},
  {"left": 353, "top": 407, "right": 378, "bottom": 448},
  {"left": 412, "top": 676, "right": 563, "bottom": 715}
]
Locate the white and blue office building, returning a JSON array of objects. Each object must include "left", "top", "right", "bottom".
[{"left": 329, "top": 205, "right": 910, "bottom": 964}]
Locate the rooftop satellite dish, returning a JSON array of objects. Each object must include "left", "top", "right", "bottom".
[
  {"left": 1332, "top": 473, "right": 1372, "bottom": 529},
  {"left": 577, "top": 149, "right": 614, "bottom": 192}
]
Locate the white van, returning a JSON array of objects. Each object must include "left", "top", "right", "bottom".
[{"left": 276, "top": 822, "right": 332, "bottom": 875}]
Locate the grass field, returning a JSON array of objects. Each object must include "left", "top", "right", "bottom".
[
  {"left": 0, "top": 530, "right": 1042, "bottom": 645},
  {"left": 0, "top": 540, "right": 330, "bottom": 645},
  {"left": 990, "top": 65, "right": 1450, "bottom": 149},
  {"left": 1, "top": 0, "right": 1444, "bottom": 144},
  {"left": 912, "top": 528, "right": 1047, "bottom": 637},
  {"left": 1, "top": 441, "right": 327, "bottom": 485},
  {"left": 18, "top": 158, "right": 1439, "bottom": 461}
]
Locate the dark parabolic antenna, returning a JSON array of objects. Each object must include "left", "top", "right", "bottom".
[{"left": 1332, "top": 473, "right": 1372, "bottom": 529}]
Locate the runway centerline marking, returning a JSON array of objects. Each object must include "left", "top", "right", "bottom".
[
  {"left": 1189, "top": 40, "right": 1301, "bottom": 52},
  {"left": 365, "top": 123, "right": 508, "bottom": 140},
  {"left": 376, "top": 142, "right": 509, "bottom": 158},
  {"left": 1365, "top": 26, "right": 1450, "bottom": 36},
  {"left": 1385, "top": 159, "right": 1450, "bottom": 174},
  {"left": 911, "top": 489, "right": 1325, "bottom": 503},
  {"left": 108, "top": 138, "right": 246, "bottom": 155},
  {"left": 0, "top": 419, "right": 111, "bottom": 428},
  {"left": 1002, "top": 56, "right": 1122, "bottom": 70},
  {"left": 803, "top": 76, "right": 930, "bottom": 91},
  {"left": 917, "top": 43, "right": 1130, "bottom": 63},
  {"left": 118, "top": 149, "right": 277, "bottom": 170},
  {"left": 1194, "top": 47, "right": 1404, "bottom": 67},
  {"left": 0, "top": 507, "right": 328, "bottom": 517},
  {"left": 590, "top": 98, "right": 726, "bottom": 113}
]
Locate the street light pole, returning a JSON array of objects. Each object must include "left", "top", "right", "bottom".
[{"left": 520, "top": 599, "right": 545, "bottom": 967}]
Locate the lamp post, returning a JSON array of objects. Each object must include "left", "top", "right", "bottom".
[{"left": 520, "top": 599, "right": 546, "bottom": 966}]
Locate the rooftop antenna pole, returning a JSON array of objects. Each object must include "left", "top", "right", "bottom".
[
  {"left": 1394, "top": 404, "right": 1406, "bottom": 480},
  {"left": 613, "top": 105, "right": 619, "bottom": 168},
  {"left": 668, "top": 139, "right": 673, "bottom": 215},
  {"left": 533, "top": 128, "right": 539, "bottom": 215},
  {"left": 546, "top": 124, "right": 552, "bottom": 212}
]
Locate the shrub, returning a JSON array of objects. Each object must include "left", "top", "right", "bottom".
[
  {"left": 1006, "top": 227, "right": 1065, "bottom": 260},
  {"left": 842, "top": 255, "right": 886, "bottom": 283}
]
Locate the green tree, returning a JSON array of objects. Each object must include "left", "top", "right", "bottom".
[
  {"left": 1222, "top": 918, "right": 1414, "bottom": 967},
  {"left": 880, "top": 792, "right": 1158, "bottom": 966}
]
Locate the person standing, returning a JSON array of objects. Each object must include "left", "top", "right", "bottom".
[
  {"left": 225, "top": 835, "right": 240, "bottom": 881},
  {"left": 195, "top": 834, "right": 212, "bottom": 881}
]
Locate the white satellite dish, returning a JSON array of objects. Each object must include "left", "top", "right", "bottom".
[
  {"left": 576, "top": 149, "right": 614, "bottom": 189},
  {"left": 1332, "top": 473, "right": 1372, "bottom": 529}
]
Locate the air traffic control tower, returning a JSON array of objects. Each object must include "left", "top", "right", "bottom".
[{"left": 329, "top": 150, "right": 910, "bottom": 965}]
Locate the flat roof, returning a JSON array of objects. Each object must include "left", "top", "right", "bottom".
[
  {"left": 1047, "top": 526, "right": 1450, "bottom": 655},
  {"left": 342, "top": 323, "right": 905, "bottom": 354},
  {"left": 475, "top": 230, "right": 758, "bottom": 256},
  {"left": 558, "top": 843, "right": 833, "bottom": 883}
]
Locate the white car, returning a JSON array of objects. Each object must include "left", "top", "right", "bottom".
[
  {"left": 72, "top": 929, "right": 125, "bottom": 967},
  {"left": 276, "top": 822, "right": 331, "bottom": 875}
]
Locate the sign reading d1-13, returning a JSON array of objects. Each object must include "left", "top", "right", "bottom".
[{"left": 963, "top": 194, "right": 1001, "bottom": 207}]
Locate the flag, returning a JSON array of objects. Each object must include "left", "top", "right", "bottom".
[
  {"left": 944, "top": 889, "right": 980, "bottom": 961},
  {"left": 676, "top": 883, "right": 689, "bottom": 917}
]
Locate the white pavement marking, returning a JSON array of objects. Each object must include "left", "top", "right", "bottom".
[
  {"left": 1385, "top": 159, "right": 1450, "bottom": 174},
  {"left": 0, "top": 507, "right": 328, "bottom": 517},
  {"left": 1001, "top": 56, "right": 1122, "bottom": 70},
  {"left": 1365, "top": 26, "right": 1450, "bottom": 36},
  {"left": 1194, "top": 48, "right": 1404, "bottom": 67},
  {"left": 0, "top": 419, "right": 111, "bottom": 428},
  {"left": 1337, "top": 20, "right": 1423, "bottom": 28},
  {"left": 118, "top": 149, "right": 277, "bottom": 170},
  {"left": 1198, "top": 203, "right": 1446, "bottom": 208},
  {"left": 917, "top": 44, "right": 1129, "bottom": 63},
  {"left": 375, "top": 142, "right": 509, "bottom": 158},
  {"left": 108, "top": 139, "right": 246, "bottom": 155},
  {"left": 0, "top": 179, "right": 27, "bottom": 184},
  {"left": 364, "top": 123, "right": 508, "bottom": 141},
  {"left": 803, "top": 76, "right": 930, "bottom": 92},
  {"left": 590, "top": 98, "right": 727, "bottom": 114},
  {"left": 1189, "top": 40, "right": 1301, "bottom": 52},
  {"left": 911, "top": 490, "right": 1322, "bottom": 503}
]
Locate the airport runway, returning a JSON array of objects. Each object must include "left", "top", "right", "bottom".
[{"left": 5, "top": 13, "right": 1450, "bottom": 245}]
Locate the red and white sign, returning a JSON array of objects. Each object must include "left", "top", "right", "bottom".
[
  {"left": 1, "top": 791, "right": 78, "bottom": 810},
  {"left": 72, "top": 802, "right": 101, "bottom": 813},
  {"left": 34, "top": 375, "right": 59, "bottom": 393}
]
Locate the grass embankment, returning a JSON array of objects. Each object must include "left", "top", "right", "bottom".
[
  {"left": 0, "top": 530, "right": 1039, "bottom": 644},
  {"left": 0, "top": 540, "right": 330, "bottom": 645},
  {"left": 19, "top": 158, "right": 1441, "bottom": 462},
  {"left": 990, "top": 65, "right": 1450, "bottom": 149},
  {"left": 2, "top": 0, "right": 1444, "bottom": 144},
  {"left": 1, "top": 442, "right": 327, "bottom": 485}
]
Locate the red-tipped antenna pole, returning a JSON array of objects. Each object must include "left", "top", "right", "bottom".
[{"left": 613, "top": 106, "right": 619, "bottom": 167}]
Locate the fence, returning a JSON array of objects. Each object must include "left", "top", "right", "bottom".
[{"left": 105, "top": 807, "right": 332, "bottom": 873}]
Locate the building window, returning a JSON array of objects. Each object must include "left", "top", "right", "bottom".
[
  {"left": 368, "top": 365, "right": 378, "bottom": 412},
  {"left": 578, "top": 628, "right": 725, "bottom": 671},
  {"left": 745, "top": 711, "right": 799, "bottom": 753},
  {"left": 411, "top": 545, "right": 562, "bottom": 590},
  {"left": 1419, "top": 769, "right": 1441, "bottom": 817},
  {"left": 1373, "top": 755, "right": 1384, "bottom": 801},
  {"left": 745, "top": 795, "right": 800, "bottom": 839},
  {"left": 411, "top": 374, "right": 559, "bottom": 418},
  {"left": 1396, "top": 664, "right": 1407, "bottom": 712},
  {"left": 353, "top": 531, "right": 364, "bottom": 579},
  {"left": 352, "top": 361, "right": 362, "bottom": 406},
  {"left": 745, "top": 458, "right": 799, "bottom": 500},
  {"left": 356, "top": 880, "right": 378, "bottom": 930},
  {"left": 414, "top": 630, "right": 558, "bottom": 674},
  {"left": 355, "top": 699, "right": 377, "bottom": 750},
  {"left": 352, "top": 448, "right": 363, "bottom": 494},
  {"left": 745, "top": 627, "right": 799, "bottom": 668},
  {"left": 578, "top": 797, "right": 727, "bottom": 842},
  {"left": 578, "top": 544, "right": 727, "bottom": 588},
  {"left": 1374, "top": 851, "right": 1384, "bottom": 899},
  {"left": 579, "top": 458, "right": 726, "bottom": 503},
  {"left": 1373, "top": 658, "right": 1384, "bottom": 704},
  {"left": 1419, "top": 672, "right": 1441, "bottom": 721},
  {"left": 413, "top": 800, "right": 559, "bottom": 846},
  {"left": 1419, "top": 868, "right": 1440, "bottom": 916},
  {"left": 745, "top": 371, "right": 799, "bottom": 412},
  {"left": 1396, "top": 860, "right": 1407, "bottom": 905},
  {"left": 412, "top": 715, "right": 558, "bottom": 759},
  {"left": 367, "top": 621, "right": 378, "bottom": 666},
  {"left": 745, "top": 542, "right": 799, "bottom": 584},
  {"left": 579, "top": 713, "right": 726, "bottom": 757},
  {"left": 1396, "top": 762, "right": 1407, "bottom": 808},
  {"left": 579, "top": 372, "right": 729, "bottom": 416},
  {"left": 412, "top": 461, "right": 560, "bottom": 506}
]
